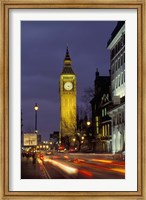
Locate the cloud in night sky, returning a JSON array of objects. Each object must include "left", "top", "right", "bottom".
[{"left": 21, "top": 21, "right": 117, "bottom": 140}]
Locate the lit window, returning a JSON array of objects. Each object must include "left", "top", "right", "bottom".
[
  {"left": 107, "top": 124, "right": 110, "bottom": 135},
  {"left": 104, "top": 108, "right": 107, "bottom": 116},
  {"left": 102, "top": 109, "right": 104, "bottom": 117},
  {"left": 102, "top": 126, "right": 105, "bottom": 136},
  {"left": 96, "top": 116, "right": 99, "bottom": 122}
]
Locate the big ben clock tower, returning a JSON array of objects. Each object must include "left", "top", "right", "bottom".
[{"left": 59, "top": 46, "right": 77, "bottom": 142}]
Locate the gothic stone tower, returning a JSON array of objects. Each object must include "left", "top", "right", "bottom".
[{"left": 59, "top": 47, "right": 77, "bottom": 142}]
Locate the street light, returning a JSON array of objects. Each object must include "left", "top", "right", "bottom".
[
  {"left": 87, "top": 121, "right": 91, "bottom": 126},
  {"left": 81, "top": 136, "right": 84, "bottom": 140},
  {"left": 34, "top": 103, "right": 39, "bottom": 133},
  {"left": 86, "top": 121, "right": 92, "bottom": 137}
]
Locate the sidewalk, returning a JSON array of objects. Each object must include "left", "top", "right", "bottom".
[
  {"left": 21, "top": 156, "right": 45, "bottom": 179},
  {"left": 92, "top": 153, "right": 125, "bottom": 161},
  {"left": 65, "top": 152, "right": 125, "bottom": 161}
]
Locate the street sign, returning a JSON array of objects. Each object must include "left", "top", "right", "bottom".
[{"left": 23, "top": 133, "right": 37, "bottom": 146}]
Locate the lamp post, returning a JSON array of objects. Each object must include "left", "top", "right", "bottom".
[
  {"left": 34, "top": 103, "right": 39, "bottom": 133},
  {"left": 86, "top": 121, "right": 92, "bottom": 136}
]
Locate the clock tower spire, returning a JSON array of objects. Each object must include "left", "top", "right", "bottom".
[
  {"left": 64, "top": 45, "right": 71, "bottom": 61},
  {"left": 61, "top": 46, "right": 75, "bottom": 75},
  {"left": 59, "top": 46, "right": 77, "bottom": 146}
]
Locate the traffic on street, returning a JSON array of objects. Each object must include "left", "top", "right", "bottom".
[{"left": 21, "top": 150, "right": 125, "bottom": 179}]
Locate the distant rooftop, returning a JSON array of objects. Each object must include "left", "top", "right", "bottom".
[{"left": 107, "top": 21, "right": 125, "bottom": 47}]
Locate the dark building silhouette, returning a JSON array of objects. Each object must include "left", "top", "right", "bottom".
[
  {"left": 90, "top": 68, "right": 111, "bottom": 152},
  {"left": 50, "top": 131, "right": 59, "bottom": 149}
]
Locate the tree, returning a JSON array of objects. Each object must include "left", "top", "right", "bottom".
[
  {"left": 81, "top": 86, "right": 94, "bottom": 120},
  {"left": 82, "top": 87, "right": 94, "bottom": 103}
]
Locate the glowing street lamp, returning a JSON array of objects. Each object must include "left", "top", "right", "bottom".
[
  {"left": 81, "top": 136, "right": 84, "bottom": 140},
  {"left": 86, "top": 121, "right": 92, "bottom": 139},
  {"left": 87, "top": 121, "right": 91, "bottom": 126},
  {"left": 34, "top": 103, "right": 39, "bottom": 133},
  {"left": 72, "top": 138, "right": 76, "bottom": 142}
]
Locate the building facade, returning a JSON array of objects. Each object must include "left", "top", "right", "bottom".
[
  {"left": 100, "top": 93, "right": 112, "bottom": 152},
  {"left": 59, "top": 47, "right": 77, "bottom": 143},
  {"left": 107, "top": 21, "right": 125, "bottom": 154},
  {"left": 90, "top": 69, "right": 111, "bottom": 152}
]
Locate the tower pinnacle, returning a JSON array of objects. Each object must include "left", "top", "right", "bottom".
[
  {"left": 64, "top": 45, "right": 71, "bottom": 61},
  {"left": 62, "top": 46, "right": 74, "bottom": 74}
]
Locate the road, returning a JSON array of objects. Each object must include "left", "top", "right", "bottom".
[{"left": 35, "top": 152, "right": 125, "bottom": 179}]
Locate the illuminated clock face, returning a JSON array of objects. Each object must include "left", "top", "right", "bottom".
[{"left": 64, "top": 82, "right": 73, "bottom": 90}]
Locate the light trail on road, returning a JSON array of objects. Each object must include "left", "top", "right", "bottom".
[
  {"left": 71, "top": 159, "right": 125, "bottom": 175},
  {"left": 49, "top": 159, "right": 78, "bottom": 175},
  {"left": 34, "top": 153, "right": 125, "bottom": 179}
]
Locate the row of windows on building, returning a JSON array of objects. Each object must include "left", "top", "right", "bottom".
[
  {"left": 94, "top": 109, "right": 125, "bottom": 135},
  {"left": 113, "top": 111, "right": 125, "bottom": 126},
  {"left": 111, "top": 71, "right": 125, "bottom": 91},
  {"left": 111, "top": 52, "right": 125, "bottom": 75},
  {"left": 95, "top": 122, "right": 111, "bottom": 137},
  {"left": 110, "top": 34, "right": 125, "bottom": 60},
  {"left": 95, "top": 111, "right": 111, "bottom": 136},
  {"left": 102, "top": 124, "right": 111, "bottom": 137},
  {"left": 95, "top": 109, "right": 108, "bottom": 125},
  {"left": 95, "top": 116, "right": 99, "bottom": 134}
]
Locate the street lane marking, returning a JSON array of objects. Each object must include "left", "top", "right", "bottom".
[
  {"left": 38, "top": 158, "right": 52, "bottom": 179},
  {"left": 42, "top": 163, "right": 52, "bottom": 179}
]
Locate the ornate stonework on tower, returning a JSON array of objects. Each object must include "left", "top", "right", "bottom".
[{"left": 59, "top": 46, "right": 77, "bottom": 141}]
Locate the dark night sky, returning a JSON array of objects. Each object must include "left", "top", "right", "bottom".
[{"left": 21, "top": 21, "right": 117, "bottom": 141}]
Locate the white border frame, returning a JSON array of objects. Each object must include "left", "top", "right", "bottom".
[{"left": 9, "top": 9, "right": 137, "bottom": 191}]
